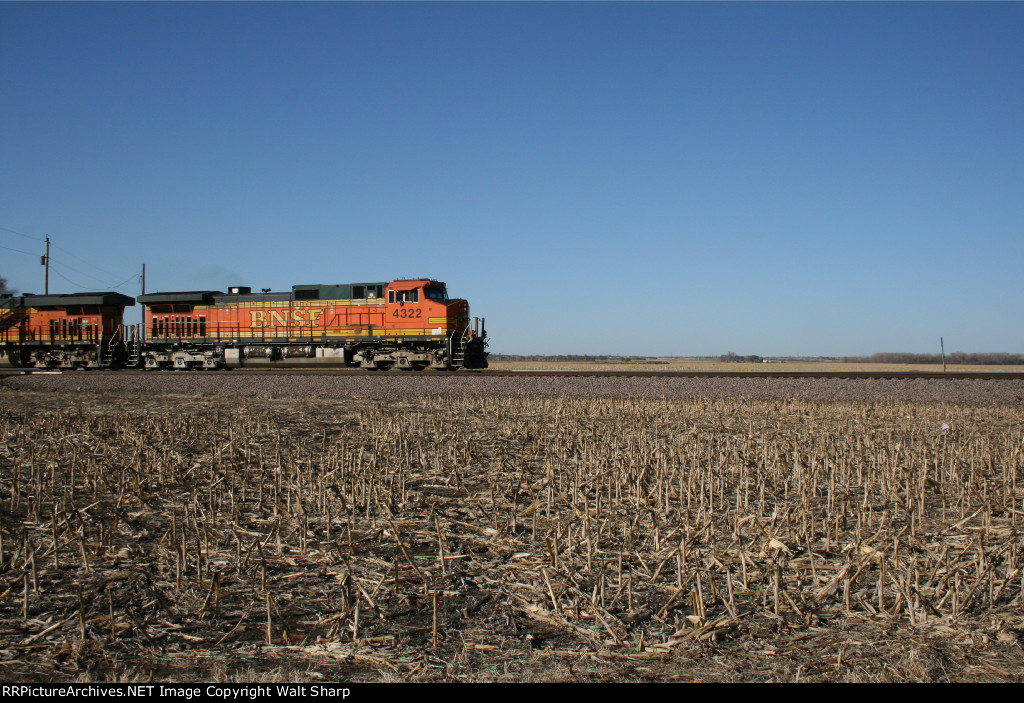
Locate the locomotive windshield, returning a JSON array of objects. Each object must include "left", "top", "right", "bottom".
[{"left": 424, "top": 284, "right": 447, "bottom": 301}]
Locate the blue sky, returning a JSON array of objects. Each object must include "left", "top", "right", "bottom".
[{"left": 2, "top": 2, "right": 1021, "bottom": 356}]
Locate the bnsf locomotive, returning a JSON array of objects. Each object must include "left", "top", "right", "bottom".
[{"left": 0, "top": 278, "right": 487, "bottom": 371}]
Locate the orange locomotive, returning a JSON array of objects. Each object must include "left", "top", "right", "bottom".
[
  {"left": 0, "top": 292, "right": 137, "bottom": 368},
  {"left": 137, "top": 278, "right": 487, "bottom": 370}
]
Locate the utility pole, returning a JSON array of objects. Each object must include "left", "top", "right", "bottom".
[
  {"left": 41, "top": 236, "right": 50, "bottom": 294},
  {"left": 141, "top": 264, "right": 146, "bottom": 342}
]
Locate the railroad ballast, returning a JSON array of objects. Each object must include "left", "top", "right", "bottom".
[{"left": 0, "top": 278, "right": 488, "bottom": 371}]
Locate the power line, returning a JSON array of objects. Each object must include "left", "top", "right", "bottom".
[
  {"left": 47, "top": 256, "right": 121, "bottom": 286},
  {"left": 48, "top": 267, "right": 96, "bottom": 290},
  {"left": 49, "top": 241, "right": 123, "bottom": 280},
  {"left": 2, "top": 225, "right": 123, "bottom": 279},
  {"left": 49, "top": 264, "right": 140, "bottom": 292},
  {"left": 2, "top": 240, "right": 140, "bottom": 293},
  {"left": 0, "top": 225, "right": 45, "bottom": 242},
  {"left": 2, "top": 226, "right": 141, "bottom": 291},
  {"left": 0, "top": 243, "right": 38, "bottom": 257}
]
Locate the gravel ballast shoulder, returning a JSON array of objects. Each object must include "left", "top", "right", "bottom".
[{"left": 3, "top": 372, "right": 1023, "bottom": 404}]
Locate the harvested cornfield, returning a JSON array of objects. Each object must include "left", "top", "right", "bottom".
[{"left": 0, "top": 388, "right": 1022, "bottom": 682}]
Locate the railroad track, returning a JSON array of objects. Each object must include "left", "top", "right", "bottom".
[{"left": 3, "top": 368, "right": 1023, "bottom": 380}]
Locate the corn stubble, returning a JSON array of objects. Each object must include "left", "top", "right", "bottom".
[{"left": 0, "top": 390, "right": 1022, "bottom": 682}]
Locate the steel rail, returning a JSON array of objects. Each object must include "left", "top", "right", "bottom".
[{"left": 3, "top": 368, "right": 1023, "bottom": 380}]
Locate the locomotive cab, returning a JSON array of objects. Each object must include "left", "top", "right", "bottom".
[
  {"left": 385, "top": 280, "right": 443, "bottom": 324},
  {"left": 380, "top": 279, "right": 486, "bottom": 370}
]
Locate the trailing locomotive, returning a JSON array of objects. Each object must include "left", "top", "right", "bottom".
[
  {"left": 0, "top": 292, "right": 137, "bottom": 369},
  {"left": 0, "top": 277, "right": 487, "bottom": 371}
]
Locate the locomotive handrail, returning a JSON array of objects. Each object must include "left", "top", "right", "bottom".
[{"left": 102, "top": 324, "right": 126, "bottom": 367}]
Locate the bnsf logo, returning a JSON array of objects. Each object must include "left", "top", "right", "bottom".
[{"left": 249, "top": 309, "right": 325, "bottom": 329}]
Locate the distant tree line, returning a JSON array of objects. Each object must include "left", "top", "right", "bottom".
[
  {"left": 719, "top": 351, "right": 762, "bottom": 363},
  {"left": 491, "top": 354, "right": 650, "bottom": 362},
  {"left": 841, "top": 352, "right": 1024, "bottom": 365},
  {"left": 492, "top": 351, "right": 1023, "bottom": 365}
]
